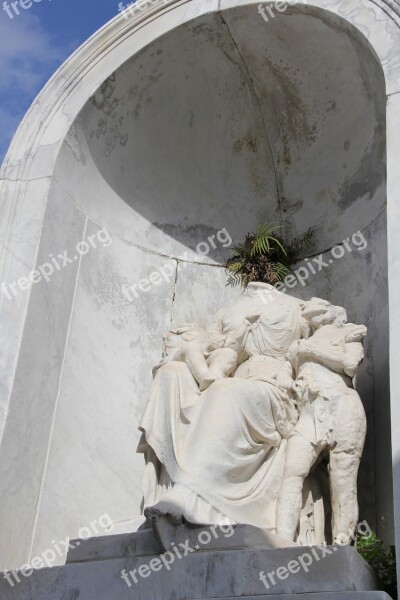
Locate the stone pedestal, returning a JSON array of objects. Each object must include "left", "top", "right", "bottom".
[{"left": 0, "top": 528, "right": 392, "bottom": 599}]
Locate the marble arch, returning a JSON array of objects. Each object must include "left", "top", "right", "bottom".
[{"left": 0, "top": 0, "right": 398, "bottom": 576}]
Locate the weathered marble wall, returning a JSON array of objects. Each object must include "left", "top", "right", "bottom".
[{"left": 0, "top": 2, "right": 391, "bottom": 570}]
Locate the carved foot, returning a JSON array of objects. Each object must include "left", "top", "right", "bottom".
[{"left": 144, "top": 506, "right": 183, "bottom": 552}]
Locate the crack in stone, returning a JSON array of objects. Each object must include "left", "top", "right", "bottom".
[
  {"left": 169, "top": 259, "right": 179, "bottom": 333},
  {"left": 217, "top": 11, "right": 285, "bottom": 239}
]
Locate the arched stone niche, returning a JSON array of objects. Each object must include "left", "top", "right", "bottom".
[{"left": 0, "top": 0, "right": 398, "bottom": 574}]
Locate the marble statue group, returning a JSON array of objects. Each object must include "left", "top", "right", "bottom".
[{"left": 138, "top": 283, "right": 367, "bottom": 547}]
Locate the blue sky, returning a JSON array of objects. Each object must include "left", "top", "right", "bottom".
[{"left": 0, "top": 0, "right": 120, "bottom": 162}]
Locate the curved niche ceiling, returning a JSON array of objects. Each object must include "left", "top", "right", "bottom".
[{"left": 55, "top": 4, "right": 386, "bottom": 263}]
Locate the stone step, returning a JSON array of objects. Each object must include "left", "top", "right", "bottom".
[
  {"left": 192, "top": 595, "right": 391, "bottom": 600},
  {"left": 0, "top": 532, "right": 386, "bottom": 600}
]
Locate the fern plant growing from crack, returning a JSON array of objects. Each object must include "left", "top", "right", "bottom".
[{"left": 226, "top": 222, "right": 314, "bottom": 287}]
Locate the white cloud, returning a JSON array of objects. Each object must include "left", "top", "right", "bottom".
[
  {"left": 0, "top": 13, "right": 74, "bottom": 159},
  {"left": 0, "top": 13, "right": 64, "bottom": 92}
]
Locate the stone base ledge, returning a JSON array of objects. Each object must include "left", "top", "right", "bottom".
[
  {"left": 204, "top": 596, "right": 391, "bottom": 600},
  {"left": 0, "top": 531, "right": 387, "bottom": 600}
]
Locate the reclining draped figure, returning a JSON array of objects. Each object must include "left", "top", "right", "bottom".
[{"left": 137, "top": 282, "right": 367, "bottom": 547}]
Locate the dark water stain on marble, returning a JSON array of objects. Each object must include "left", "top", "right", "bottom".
[
  {"left": 338, "top": 125, "right": 386, "bottom": 212},
  {"left": 60, "top": 587, "right": 80, "bottom": 600}
]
